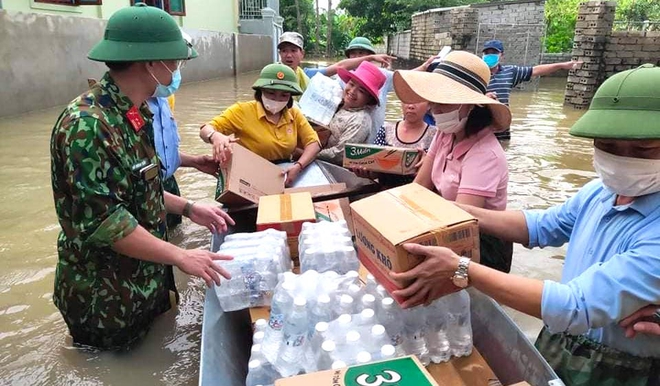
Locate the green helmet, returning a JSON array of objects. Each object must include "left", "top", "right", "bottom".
[
  {"left": 570, "top": 64, "right": 660, "bottom": 140},
  {"left": 88, "top": 3, "right": 198, "bottom": 62},
  {"left": 345, "top": 37, "right": 376, "bottom": 57},
  {"left": 252, "top": 63, "right": 303, "bottom": 95}
]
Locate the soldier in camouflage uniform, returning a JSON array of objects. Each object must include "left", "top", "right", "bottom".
[
  {"left": 392, "top": 64, "right": 660, "bottom": 386},
  {"left": 50, "top": 4, "right": 235, "bottom": 350}
]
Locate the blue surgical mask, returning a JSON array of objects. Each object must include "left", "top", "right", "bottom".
[
  {"left": 149, "top": 61, "right": 182, "bottom": 98},
  {"left": 483, "top": 54, "right": 500, "bottom": 69}
]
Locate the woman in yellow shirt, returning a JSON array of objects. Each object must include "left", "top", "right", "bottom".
[{"left": 199, "top": 63, "right": 320, "bottom": 185}]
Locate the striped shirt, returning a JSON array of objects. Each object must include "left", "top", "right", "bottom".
[{"left": 487, "top": 65, "right": 533, "bottom": 106}]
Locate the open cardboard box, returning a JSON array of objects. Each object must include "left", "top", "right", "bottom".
[{"left": 285, "top": 182, "right": 354, "bottom": 234}]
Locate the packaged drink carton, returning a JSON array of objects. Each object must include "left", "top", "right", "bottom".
[
  {"left": 215, "top": 143, "right": 285, "bottom": 206},
  {"left": 257, "top": 192, "right": 317, "bottom": 263},
  {"left": 350, "top": 183, "right": 479, "bottom": 304},
  {"left": 274, "top": 355, "right": 439, "bottom": 386},
  {"left": 343, "top": 144, "right": 422, "bottom": 175},
  {"left": 285, "top": 183, "right": 353, "bottom": 233}
]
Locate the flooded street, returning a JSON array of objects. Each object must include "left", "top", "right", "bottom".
[{"left": 0, "top": 69, "right": 592, "bottom": 385}]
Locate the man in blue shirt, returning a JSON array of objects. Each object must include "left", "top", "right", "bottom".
[
  {"left": 392, "top": 65, "right": 660, "bottom": 385},
  {"left": 482, "top": 40, "right": 581, "bottom": 141},
  {"left": 147, "top": 96, "right": 218, "bottom": 228}
]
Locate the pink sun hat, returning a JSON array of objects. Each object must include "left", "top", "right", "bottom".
[{"left": 337, "top": 61, "right": 386, "bottom": 105}]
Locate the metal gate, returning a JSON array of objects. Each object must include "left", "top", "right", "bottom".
[{"left": 474, "top": 23, "right": 546, "bottom": 91}]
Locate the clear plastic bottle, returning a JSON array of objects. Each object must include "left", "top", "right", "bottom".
[
  {"left": 358, "top": 308, "right": 376, "bottom": 327},
  {"left": 402, "top": 307, "right": 429, "bottom": 365},
  {"left": 379, "top": 297, "right": 405, "bottom": 356},
  {"left": 361, "top": 294, "right": 376, "bottom": 311},
  {"left": 317, "top": 340, "right": 337, "bottom": 371},
  {"left": 253, "top": 331, "right": 265, "bottom": 345},
  {"left": 310, "top": 321, "right": 329, "bottom": 352},
  {"left": 333, "top": 314, "right": 353, "bottom": 344},
  {"left": 425, "top": 299, "right": 451, "bottom": 363},
  {"left": 365, "top": 274, "right": 377, "bottom": 294},
  {"left": 275, "top": 296, "right": 310, "bottom": 377},
  {"left": 338, "top": 294, "right": 355, "bottom": 315},
  {"left": 356, "top": 351, "right": 372, "bottom": 365},
  {"left": 262, "top": 281, "right": 293, "bottom": 363},
  {"left": 246, "top": 359, "right": 275, "bottom": 386},
  {"left": 254, "top": 318, "right": 268, "bottom": 333},
  {"left": 369, "top": 324, "right": 389, "bottom": 354},
  {"left": 379, "top": 344, "right": 396, "bottom": 361},
  {"left": 340, "top": 330, "right": 361, "bottom": 364},
  {"left": 331, "top": 360, "right": 347, "bottom": 370},
  {"left": 250, "top": 343, "right": 265, "bottom": 362},
  {"left": 309, "top": 294, "right": 334, "bottom": 336},
  {"left": 446, "top": 290, "right": 473, "bottom": 357}
]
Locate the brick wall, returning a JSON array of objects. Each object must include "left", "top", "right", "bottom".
[
  {"left": 540, "top": 53, "right": 573, "bottom": 77},
  {"left": 387, "top": 30, "right": 411, "bottom": 59},
  {"left": 410, "top": 7, "right": 455, "bottom": 61},
  {"left": 603, "top": 31, "right": 660, "bottom": 77}
]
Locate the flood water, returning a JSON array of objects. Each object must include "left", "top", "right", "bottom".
[{"left": 0, "top": 67, "right": 592, "bottom": 385}]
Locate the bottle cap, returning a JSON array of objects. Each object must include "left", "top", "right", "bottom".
[
  {"left": 253, "top": 331, "right": 265, "bottom": 342},
  {"left": 294, "top": 296, "right": 307, "bottom": 307},
  {"left": 361, "top": 308, "right": 375, "bottom": 319},
  {"left": 251, "top": 343, "right": 262, "bottom": 353},
  {"left": 248, "top": 359, "right": 261, "bottom": 369},
  {"left": 362, "top": 294, "right": 375, "bottom": 305},
  {"left": 382, "top": 297, "right": 394, "bottom": 308},
  {"left": 346, "top": 331, "right": 361, "bottom": 343},
  {"left": 315, "top": 321, "right": 329, "bottom": 332},
  {"left": 317, "top": 294, "right": 331, "bottom": 304},
  {"left": 338, "top": 314, "right": 352, "bottom": 324},
  {"left": 357, "top": 351, "right": 372, "bottom": 363},
  {"left": 331, "top": 360, "right": 347, "bottom": 369},
  {"left": 371, "top": 324, "right": 385, "bottom": 336},
  {"left": 254, "top": 319, "right": 267, "bottom": 329},
  {"left": 341, "top": 294, "right": 354, "bottom": 304},
  {"left": 321, "top": 340, "right": 336, "bottom": 352},
  {"left": 381, "top": 344, "right": 396, "bottom": 357}
]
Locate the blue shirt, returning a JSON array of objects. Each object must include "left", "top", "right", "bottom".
[
  {"left": 525, "top": 180, "right": 660, "bottom": 358},
  {"left": 369, "top": 69, "right": 394, "bottom": 144},
  {"left": 303, "top": 67, "right": 327, "bottom": 78},
  {"left": 147, "top": 97, "right": 181, "bottom": 180},
  {"left": 486, "top": 65, "right": 533, "bottom": 106}
]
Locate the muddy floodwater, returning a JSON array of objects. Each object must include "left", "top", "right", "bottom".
[{"left": 0, "top": 69, "right": 591, "bottom": 385}]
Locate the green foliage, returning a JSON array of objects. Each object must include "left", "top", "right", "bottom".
[
  {"left": 337, "top": 0, "right": 487, "bottom": 41},
  {"left": 544, "top": 0, "right": 580, "bottom": 53},
  {"left": 280, "top": 0, "right": 316, "bottom": 49},
  {"left": 616, "top": 0, "right": 660, "bottom": 23}
]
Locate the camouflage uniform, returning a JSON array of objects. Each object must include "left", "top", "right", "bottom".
[{"left": 50, "top": 72, "right": 175, "bottom": 350}]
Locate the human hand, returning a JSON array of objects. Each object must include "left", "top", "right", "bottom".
[
  {"left": 350, "top": 166, "right": 376, "bottom": 180},
  {"left": 211, "top": 133, "right": 238, "bottom": 164},
  {"left": 390, "top": 243, "right": 462, "bottom": 309},
  {"left": 563, "top": 60, "right": 583, "bottom": 70},
  {"left": 188, "top": 203, "right": 236, "bottom": 234},
  {"left": 370, "top": 54, "right": 397, "bottom": 68},
  {"left": 177, "top": 248, "right": 233, "bottom": 287},
  {"left": 194, "top": 154, "right": 220, "bottom": 177},
  {"left": 282, "top": 163, "right": 303, "bottom": 187},
  {"left": 485, "top": 91, "right": 498, "bottom": 100},
  {"left": 620, "top": 305, "right": 660, "bottom": 338}
]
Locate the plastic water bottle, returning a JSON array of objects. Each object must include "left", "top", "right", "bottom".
[
  {"left": 332, "top": 314, "right": 353, "bottom": 343},
  {"left": 250, "top": 343, "right": 265, "bottom": 362},
  {"left": 376, "top": 285, "right": 388, "bottom": 301},
  {"left": 309, "top": 294, "right": 334, "bottom": 336},
  {"left": 369, "top": 324, "right": 389, "bottom": 354},
  {"left": 276, "top": 297, "right": 310, "bottom": 377},
  {"left": 246, "top": 359, "right": 278, "bottom": 386},
  {"left": 380, "top": 298, "right": 405, "bottom": 355},
  {"left": 378, "top": 344, "right": 396, "bottom": 361},
  {"left": 356, "top": 351, "right": 372, "bottom": 364},
  {"left": 331, "top": 360, "right": 347, "bottom": 370},
  {"left": 338, "top": 295, "right": 355, "bottom": 315},
  {"left": 447, "top": 291, "right": 473, "bottom": 357},
  {"left": 253, "top": 331, "right": 265, "bottom": 345},
  {"left": 262, "top": 282, "right": 294, "bottom": 363},
  {"left": 402, "top": 307, "right": 429, "bottom": 365},
  {"left": 365, "top": 274, "right": 377, "bottom": 294},
  {"left": 317, "top": 340, "right": 337, "bottom": 371},
  {"left": 310, "top": 321, "right": 329, "bottom": 352},
  {"left": 425, "top": 299, "right": 451, "bottom": 363},
  {"left": 358, "top": 308, "right": 376, "bottom": 327},
  {"left": 254, "top": 318, "right": 267, "bottom": 333},
  {"left": 361, "top": 294, "right": 376, "bottom": 311}
]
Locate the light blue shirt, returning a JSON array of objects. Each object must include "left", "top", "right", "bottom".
[
  {"left": 147, "top": 97, "right": 181, "bottom": 180},
  {"left": 525, "top": 179, "right": 660, "bottom": 358},
  {"left": 369, "top": 68, "right": 394, "bottom": 144},
  {"left": 303, "top": 67, "right": 327, "bottom": 78}
]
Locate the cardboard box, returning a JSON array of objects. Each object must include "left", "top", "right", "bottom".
[
  {"left": 257, "top": 192, "right": 317, "bottom": 263},
  {"left": 428, "top": 349, "right": 498, "bottom": 386},
  {"left": 275, "top": 355, "right": 439, "bottom": 386},
  {"left": 350, "top": 183, "right": 479, "bottom": 304},
  {"left": 215, "top": 144, "right": 285, "bottom": 206},
  {"left": 343, "top": 143, "right": 422, "bottom": 175},
  {"left": 285, "top": 183, "right": 354, "bottom": 234}
]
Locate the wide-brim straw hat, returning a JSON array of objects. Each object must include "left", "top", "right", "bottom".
[{"left": 393, "top": 51, "right": 512, "bottom": 131}]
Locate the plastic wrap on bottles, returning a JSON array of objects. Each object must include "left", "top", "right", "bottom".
[
  {"left": 297, "top": 73, "right": 343, "bottom": 127},
  {"left": 298, "top": 221, "right": 358, "bottom": 274}
]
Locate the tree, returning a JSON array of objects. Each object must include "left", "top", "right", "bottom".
[
  {"left": 315, "top": 0, "right": 322, "bottom": 53},
  {"left": 337, "top": 0, "right": 486, "bottom": 42},
  {"left": 327, "top": 0, "right": 334, "bottom": 56},
  {"left": 294, "top": 0, "right": 302, "bottom": 32},
  {"left": 279, "top": 0, "right": 316, "bottom": 49},
  {"left": 544, "top": 0, "right": 580, "bottom": 53}
]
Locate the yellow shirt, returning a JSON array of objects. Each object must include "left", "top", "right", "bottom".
[
  {"left": 208, "top": 100, "right": 319, "bottom": 161},
  {"left": 167, "top": 95, "right": 175, "bottom": 112}
]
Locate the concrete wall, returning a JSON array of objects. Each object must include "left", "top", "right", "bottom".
[
  {"left": 405, "top": 0, "right": 545, "bottom": 68},
  {"left": 0, "top": 10, "right": 272, "bottom": 117},
  {"left": 2, "top": 0, "right": 238, "bottom": 32},
  {"left": 540, "top": 52, "right": 573, "bottom": 77},
  {"left": 565, "top": 1, "right": 660, "bottom": 109},
  {"left": 387, "top": 30, "right": 411, "bottom": 59}
]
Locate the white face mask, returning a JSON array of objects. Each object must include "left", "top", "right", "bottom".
[
  {"left": 593, "top": 147, "right": 660, "bottom": 197},
  {"left": 261, "top": 95, "right": 288, "bottom": 114},
  {"left": 433, "top": 106, "right": 468, "bottom": 134}
]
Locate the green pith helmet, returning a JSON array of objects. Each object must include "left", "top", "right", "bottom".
[
  {"left": 252, "top": 63, "right": 303, "bottom": 95},
  {"left": 88, "top": 3, "right": 198, "bottom": 62},
  {"left": 570, "top": 64, "right": 660, "bottom": 139},
  {"left": 345, "top": 37, "right": 376, "bottom": 57}
]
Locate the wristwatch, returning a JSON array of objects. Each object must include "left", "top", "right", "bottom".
[
  {"left": 206, "top": 131, "right": 216, "bottom": 143},
  {"left": 451, "top": 257, "right": 471, "bottom": 288}
]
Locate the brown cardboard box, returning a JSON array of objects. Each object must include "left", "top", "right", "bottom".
[
  {"left": 256, "top": 192, "right": 317, "bottom": 263},
  {"left": 350, "top": 183, "right": 479, "bottom": 304},
  {"left": 275, "top": 355, "right": 439, "bottom": 386},
  {"left": 285, "top": 183, "right": 354, "bottom": 234},
  {"left": 215, "top": 143, "right": 285, "bottom": 206},
  {"left": 428, "top": 349, "right": 498, "bottom": 386},
  {"left": 343, "top": 143, "right": 422, "bottom": 175}
]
